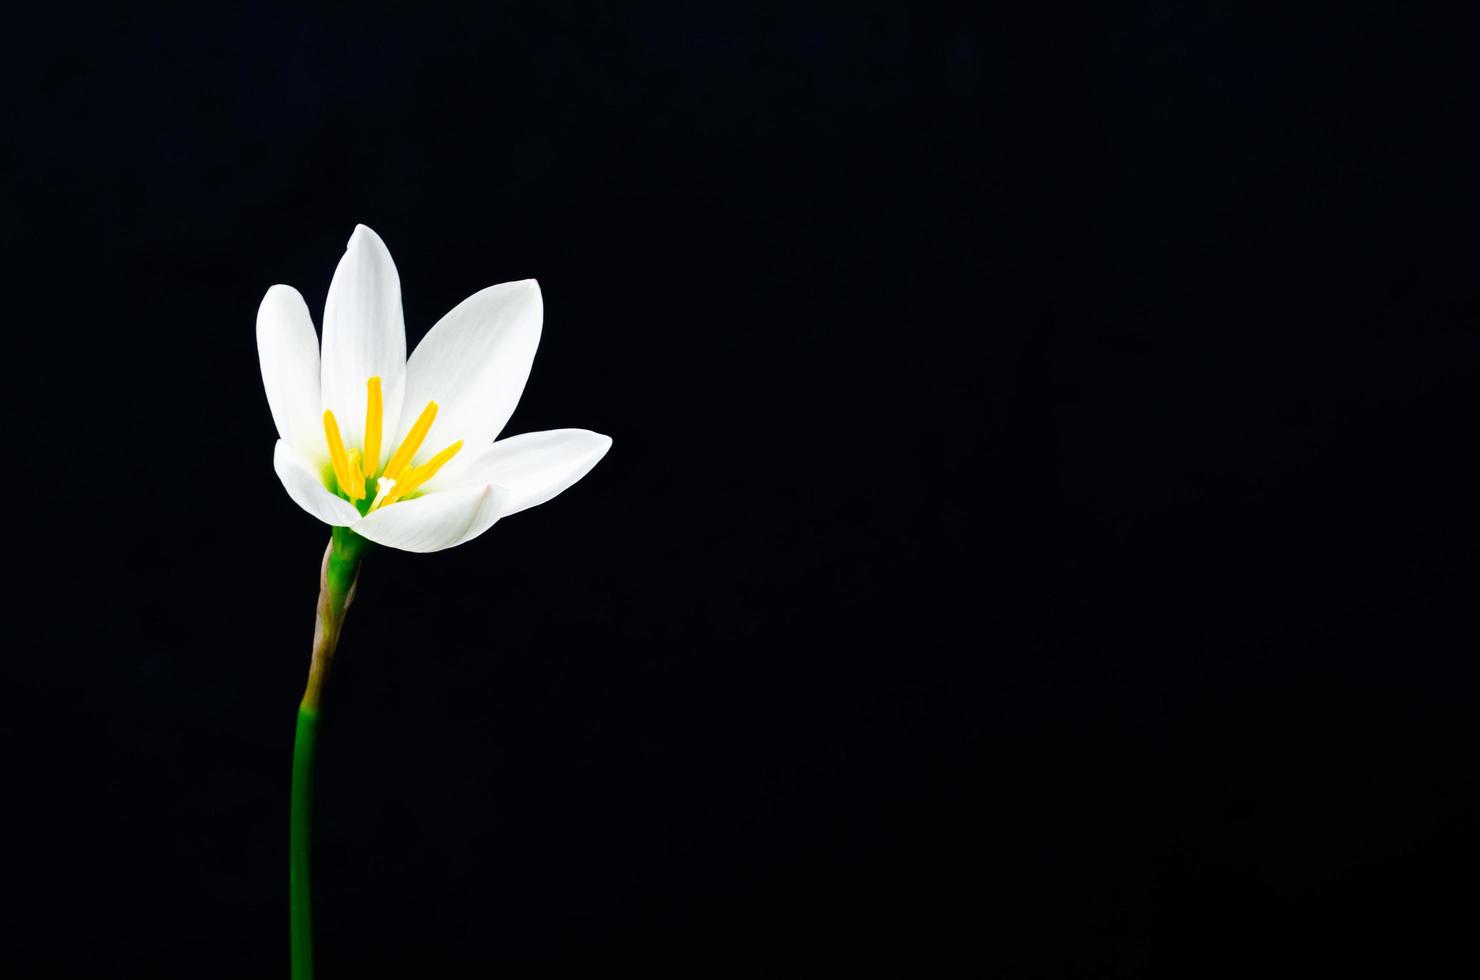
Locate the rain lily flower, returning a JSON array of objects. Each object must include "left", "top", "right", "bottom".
[
  {"left": 258, "top": 224, "right": 611, "bottom": 553},
  {"left": 258, "top": 225, "right": 610, "bottom": 980}
]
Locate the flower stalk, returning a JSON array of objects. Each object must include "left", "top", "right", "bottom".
[{"left": 291, "top": 528, "right": 369, "bottom": 980}]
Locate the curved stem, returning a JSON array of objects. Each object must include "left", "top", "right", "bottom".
[{"left": 291, "top": 528, "right": 368, "bottom": 980}]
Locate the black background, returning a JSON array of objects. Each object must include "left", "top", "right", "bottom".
[{"left": 7, "top": 3, "right": 1479, "bottom": 976}]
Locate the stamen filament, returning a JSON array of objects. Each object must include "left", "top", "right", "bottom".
[
  {"left": 362, "top": 376, "right": 383, "bottom": 478},
  {"left": 322, "top": 410, "right": 360, "bottom": 500},
  {"left": 383, "top": 400, "right": 439, "bottom": 481},
  {"left": 382, "top": 440, "right": 463, "bottom": 506}
]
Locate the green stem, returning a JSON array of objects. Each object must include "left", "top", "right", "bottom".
[
  {"left": 290, "top": 706, "right": 319, "bottom": 980},
  {"left": 291, "top": 528, "right": 369, "bottom": 980}
]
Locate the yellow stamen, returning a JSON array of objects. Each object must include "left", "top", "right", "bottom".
[
  {"left": 383, "top": 400, "right": 439, "bottom": 481},
  {"left": 344, "top": 449, "right": 366, "bottom": 501},
  {"left": 362, "top": 376, "right": 383, "bottom": 478},
  {"left": 322, "top": 410, "right": 361, "bottom": 500},
  {"left": 381, "top": 440, "right": 463, "bottom": 507}
]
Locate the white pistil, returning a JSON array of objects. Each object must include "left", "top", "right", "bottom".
[{"left": 369, "top": 478, "right": 397, "bottom": 513}]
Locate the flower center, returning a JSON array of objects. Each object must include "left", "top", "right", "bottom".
[{"left": 323, "top": 376, "right": 462, "bottom": 514}]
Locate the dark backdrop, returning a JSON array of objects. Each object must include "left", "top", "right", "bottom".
[{"left": 6, "top": 3, "right": 1478, "bottom": 976}]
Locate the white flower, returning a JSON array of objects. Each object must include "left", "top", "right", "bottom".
[{"left": 257, "top": 225, "right": 611, "bottom": 553}]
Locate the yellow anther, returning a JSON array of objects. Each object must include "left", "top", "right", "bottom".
[
  {"left": 322, "top": 410, "right": 361, "bottom": 500},
  {"left": 344, "top": 450, "right": 366, "bottom": 501},
  {"left": 362, "top": 376, "right": 383, "bottom": 478},
  {"left": 383, "top": 400, "right": 439, "bottom": 482},
  {"left": 381, "top": 440, "right": 463, "bottom": 506}
]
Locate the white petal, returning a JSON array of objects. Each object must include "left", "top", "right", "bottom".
[
  {"left": 392, "top": 280, "right": 542, "bottom": 476},
  {"left": 256, "top": 285, "right": 324, "bottom": 463},
  {"left": 273, "top": 440, "right": 361, "bottom": 526},
  {"left": 430, "top": 428, "right": 612, "bottom": 517},
  {"left": 351, "top": 484, "right": 508, "bottom": 553},
  {"left": 320, "top": 225, "right": 406, "bottom": 467}
]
